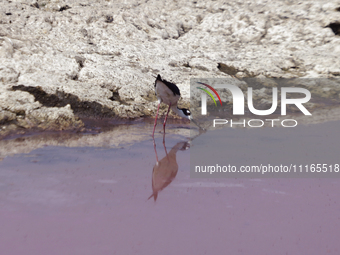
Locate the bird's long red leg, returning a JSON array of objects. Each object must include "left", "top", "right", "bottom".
[
  {"left": 152, "top": 102, "right": 161, "bottom": 137},
  {"left": 163, "top": 103, "right": 171, "bottom": 135},
  {"left": 153, "top": 137, "right": 159, "bottom": 162},
  {"left": 163, "top": 137, "right": 169, "bottom": 160}
]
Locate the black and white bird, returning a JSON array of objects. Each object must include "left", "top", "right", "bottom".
[{"left": 152, "top": 74, "right": 192, "bottom": 137}]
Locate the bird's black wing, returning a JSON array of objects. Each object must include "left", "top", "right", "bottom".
[{"left": 155, "top": 74, "right": 180, "bottom": 96}]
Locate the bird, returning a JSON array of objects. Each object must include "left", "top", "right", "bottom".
[
  {"left": 148, "top": 140, "right": 189, "bottom": 201},
  {"left": 152, "top": 74, "right": 192, "bottom": 137}
]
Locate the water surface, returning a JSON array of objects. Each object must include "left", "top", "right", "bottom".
[{"left": 0, "top": 121, "right": 339, "bottom": 255}]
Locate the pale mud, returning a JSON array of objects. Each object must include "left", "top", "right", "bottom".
[{"left": 1, "top": 0, "right": 340, "bottom": 136}]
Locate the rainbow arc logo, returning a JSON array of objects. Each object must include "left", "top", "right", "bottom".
[{"left": 196, "top": 82, "right": 223, "bottom": 106}]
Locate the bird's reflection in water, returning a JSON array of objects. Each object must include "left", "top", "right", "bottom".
[{"left": 148, "top": 139, "right": 189, "bottom": 201}]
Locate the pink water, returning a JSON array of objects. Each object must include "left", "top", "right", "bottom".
[{"left": 0, "top": 122, "right": 339, "bottom": 254}]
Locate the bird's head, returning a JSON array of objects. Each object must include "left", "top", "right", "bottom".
[
  {"left": 174, "top": 107, "right": 205, "bottom": 130},
  {"left": 177, "top": 108, "right": 192, "bottom": 120}
]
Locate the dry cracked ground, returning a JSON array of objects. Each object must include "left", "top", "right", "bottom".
[{"left": 1, "top": 0, "right": 340, "bottom": 138}]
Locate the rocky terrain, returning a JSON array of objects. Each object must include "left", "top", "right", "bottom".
[{"left": 1, "top": 0, "right": 340, "bottom": 137}]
